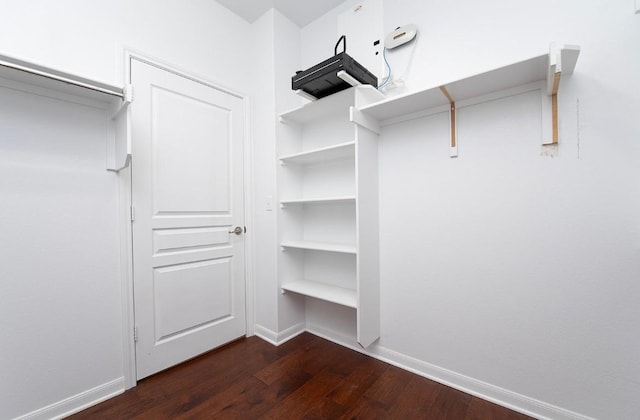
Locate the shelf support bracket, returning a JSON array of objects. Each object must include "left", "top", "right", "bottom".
[
  {"left": 337, "top": 70, "right": 362, "bottom": 87},
  {"left": 439, "top": 86, "right": 458, "bottom": 157},
  {"left": 543, "top": 45, "right": 560, "bottom": 146},
  {"left": 551, "top": 71, "right": 561, "bottom": 145},
  {"left": 294, "top": 89, "right": 317, "bottom": 102},
  {"left": 350, "top": 106, "right": 380, "bottom": 134},
  {"left": 543, "top": 44, "right": 580, "bottom": 146}
]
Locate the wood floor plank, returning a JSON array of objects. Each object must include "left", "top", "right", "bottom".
[
  {"left": 302, "top": 398, "right": 349, "bottom": 420},
  {"left": 173, "top": 376, "right": 266, "bottom": 419},
  {"left": 465, "top": 397, "right": 533, "bottom": 420},
  {"left": 135, "top": 341, "right": 272, "bottom": 418},
  {"left": 261, "top": 369, "right": 346, "bottom": 419},
  {"left": 385, "top": 374, "right": 442, "bottom": 417},
  {"left": 253, "top": 336, "right": 341, "bottom": 385},
  {"left": 326, "top": 356, "right": 387, "bottom": 407},
  {"left": 429, "top": 386, "right": 474, "bottom": 419},
  {"left": 69, "top": 333, "right": 534, "bottom": 420},
  {"left": 213, "top": 369, "right": 313, "bottom": 418},
  {"left": 301, "top": 348, "right": 384, "bottom": 419},
  {"left": 359, "top": 363, "right": 415, "bottom": 408}
]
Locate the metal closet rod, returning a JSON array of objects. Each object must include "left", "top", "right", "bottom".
[{"left": 0, "top": 59, "right": 124, "bottom": 99}]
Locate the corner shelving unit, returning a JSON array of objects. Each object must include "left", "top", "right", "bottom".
[
  {"left": 358, "top": 44, "right": 580, "bottom": 156},
  {"left": 278, "top": 86, "right": 383, "bottom": 348}
]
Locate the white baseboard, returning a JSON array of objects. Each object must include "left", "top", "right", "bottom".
[
  {"left": 254, "top": 324, "right": 278, "bottom": 344},
  {"left": 254, "top": 322, "right": 306, "bottom": 346},
  {"left": 305, "top": 323, "right": 594, "bottom": 420},
  {"left": 15, "top": 377, "right": 125, "bottom": 420}
]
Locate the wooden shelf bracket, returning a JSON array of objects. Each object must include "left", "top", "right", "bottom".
[
  {"left": 439, "top": 85, "right": 458, "bottom": 157},
  {"left": 543, "top": 44, "right": 580, "bottom": 146}
]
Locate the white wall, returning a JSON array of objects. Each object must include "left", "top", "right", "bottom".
[
  {"left": 300, "top": 0, "right": 359, "bottom": 69},
  {"left": 0, "top": 0, "right": 254, "bottom": 88},
  {"left": 297, "top": 1, "right": 640, "bottom": 419},
  {"left": 378, "top": 1, "right": 639, "bottom": 418},
  {"left": 272, "top": 12, "right": 309, "bottom": 335},
  {"left": 252, "top": 10, "right": 280, "bottom": 335},
  {"left": 0, "top": 1, "right": 255, "bottom": 418},
  {"left": 251, "top": 8, "right": 309, "bottom": 342},
  {"left": 0, "top": 83, "right": 122, "bottom": 419}
]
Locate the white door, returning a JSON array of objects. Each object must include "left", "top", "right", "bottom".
[{"left": 131, "top": 58, "right": 246, "bottom": 380}]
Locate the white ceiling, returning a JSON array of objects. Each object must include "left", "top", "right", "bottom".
[{"left": 215, "top": 0, "right": 347, "bottom": 27}]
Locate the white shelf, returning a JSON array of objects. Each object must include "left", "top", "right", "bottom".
[
  {"left": 360, "top": 55, "right": 547, "bottom": 121},
  {"left": 280, "top": 86, "right": 383, "bottom": 124},
  {"left": 280, "top": 88, "right": 355, "bottom": 124},
  {"left": 359, "top": 46, "right": 580, "bottom": 122},
  {"left": 279, "top": 141, "right": 355, "bottom": 165},
  {"left": 356, "top": 44, "right": 580, "bottom": 153},
  {"left": 280, "top": 196, "right": 356, "bottom": 206},
  {"left": 280, "top": 241, "right": 357, "bottom": 254},
  {"left": 281, "top": 280, "right": 357, "bottom": 309}
]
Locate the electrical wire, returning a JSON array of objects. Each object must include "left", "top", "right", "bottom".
[
  {"left": 378, "top": 30, "right": 420, "bottom": 91},
  {"left": 378, "top": 47, "right": 392, "bottom": 89}
]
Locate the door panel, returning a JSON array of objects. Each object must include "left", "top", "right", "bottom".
[
  {"left": 152, "top": 227, "right": 229, "bottom": 253},
  {"left": 131, "top": 58, "right": 245, "bottom": 380},
  {"left": 152, "top": 86, "right": 231, "bottom": 213},
  {"left": 154, "top": 259, "right": 232, "bottom": 341}
]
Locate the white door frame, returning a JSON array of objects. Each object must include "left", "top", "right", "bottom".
[{"left": 118, "top": 49, "right": 255, "bottom": 389}]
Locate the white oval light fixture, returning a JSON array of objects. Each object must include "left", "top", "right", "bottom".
[{"left": 385, "top": 24, "right": 418, "bottom": 49}]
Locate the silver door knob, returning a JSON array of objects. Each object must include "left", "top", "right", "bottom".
[{"left": 229, "top": 226, "right": 243, "bottom": 235}]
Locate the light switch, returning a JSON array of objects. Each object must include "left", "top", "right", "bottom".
[{"left": 636, "top": 0, "right": 640, "bottom": 13}]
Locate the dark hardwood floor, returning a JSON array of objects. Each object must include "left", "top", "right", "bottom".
[{"left": 69, "top": 333, "right": 533, "bottom": 419}]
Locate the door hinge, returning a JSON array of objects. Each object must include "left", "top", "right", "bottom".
[
  {"left": 130, "top": 206, "right": 135, "bottom": 222},
  {"left": 133, "top": 326, "right": 138, "bottom": 342}
]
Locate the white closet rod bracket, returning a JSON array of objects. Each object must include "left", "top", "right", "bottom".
[
  {"left": 107, "top": 84, "right": 133, "bottom": 173},
  {"left": 107, "top": 155, "right": 132, "bottom": 173},
  {"left": 111, "top": 84, "right": 133, "bottom": 120}
]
